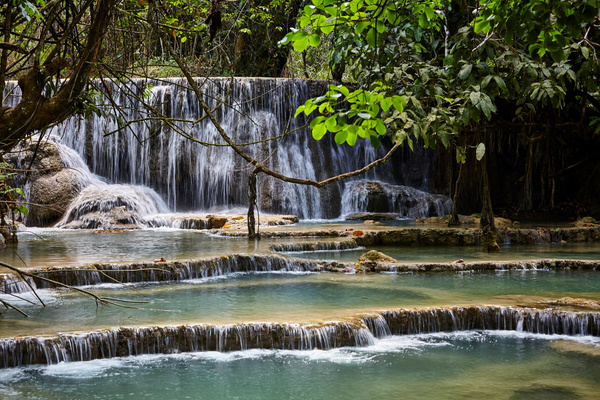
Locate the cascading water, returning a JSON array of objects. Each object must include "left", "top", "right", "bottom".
[
  {"left": 1, "top": 78, "right": 446, "bottom": 220},
  {"left": 340, "top": 180, "right": 452, "bottom": 218},
  {"left": 1, "top": 306, "right": 598, "bottom": 368}
]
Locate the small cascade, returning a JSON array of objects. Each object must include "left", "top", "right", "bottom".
[
  {"left": 56, "top": 183, "right": 171, "bottom": 229},
  {"left": 362, "top": 306, "right": 600, "bottom": 337},
  {"left": 0, "top": 255, "right": 320, "bottom": 294},
  {"left": 340, "top": 180, "right": 452, "bottom": 219},
  {"left": 0, "top": 321, "right": 373, "bottom": 368},
  {"left": 2, "top": 258, "right": 600, "bottom": 296},
  {"left": 270, "top": 240, "right": 360, "bottom": 253},
  {"left": 1, "top": 306, "right": 598, "bottom": 368}
]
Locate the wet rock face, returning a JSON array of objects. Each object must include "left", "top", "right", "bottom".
[
  {"left": 56, "top": 184, "right": 170, "bottom": 230},
  {"left": 6, "top": 140, "right": 86, "bottom": 226},
  {"left": 59, "top": 206, "right": 142, "bottom": 230},
  {"left": 341, "top": 181, "right": 452, "bottom": 219}
]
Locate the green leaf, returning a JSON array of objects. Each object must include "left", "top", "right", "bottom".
[
  {"left": 476, "top": 143, "right": 486, "bottom": 161},
  {"left": 347, "top": 125, "right": 359, "bottom": 137},
  {"left": 334, "top": 130, "right": 348, "bottom": 145},
  {"left": 336, "top": 85, "right": 350, "bottom": 97},
  {"left": 424, "top": 6, "right": 434, "bottom": 20},
  {"left": 493, "top": 76, "right": 508, "bottom": 93},
  {"left": 357, "top": 112, "right": 372, "bottom": 120},
  {"left": 479, "top": 94, "right": 495, "bottom": 119},
  {"left": 369, "top": 135, "right": 380, "bottom": 149},
  {"left": 366, "top": 28, "right": 376, "bottom": 47},
  {"left": 310, "top": 116, "right": 325, "bottom": 129},
  {"left": 304, "top": 5, "right": 316, "bottom": 15},
  {"left": 356, "top": 21, "right": 370, "bottom": 34},
  {"left": 325, "top": 117, "right": 337, "bottom": 130},
  {"left": 481, "top": 75, "right": 493, "bottom": 88},
  {"left": 375, "top": 120, "right": 386, "bottom": 135},
  {"left": 474, "top": 18, "right": 489, "bottom": 34},
  {"left": 458, "top": 64, "right": 472, "bottom": 80},
  {"left": 321, "top": 24, "right": 334, "bottom": 34},
  {"left": 377, "top": 96, "right": 390, "bottom": 111},
  {"left": 386, "top": 10, "right": 397, "bottom": 24},
  {"left": 293, "top": 36, "right": 310, "bottom": 52},
  {"left": 440, "top": 132, "right": 450, "bottom": 148},
  {"left": 418, "top": 13, "right": 427, "bottom": 28},
  {"left": 581, "top": 46, "right": 590, "bottom": 59},
  {"left": 308, "top": 34, "right": 321, "bottom": 47},
  {"left": 312, "top": 123, "right": 327, "bottom": 140},
  {"left": 391, "top": 96, "right": 405, "bottom": 112},
  {"left": 456, "top": 147, "right": 467, "bottom": 164}
]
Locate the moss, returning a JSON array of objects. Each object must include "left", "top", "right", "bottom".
[{"left": 481, "top": 227, "right": 501, "bottom": 252}]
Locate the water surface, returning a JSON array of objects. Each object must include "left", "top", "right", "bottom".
[
  {"left": 2, "top": 270, "right": 599, "bottom": 338},
  {"left": 1, "top": 331, "right": 598, "bottom": 400}
]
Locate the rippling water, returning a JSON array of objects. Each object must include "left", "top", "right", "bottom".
[{"left": 1, "top": 332, "right": 599, "bottom": 399}]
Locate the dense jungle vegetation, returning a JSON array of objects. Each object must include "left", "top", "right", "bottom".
[{"left": 1, "top": 0, "right": 599, "bottom": 240}]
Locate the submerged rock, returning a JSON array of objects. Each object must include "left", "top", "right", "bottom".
[
  {"left": 549, "top": 340, "right": 600, "bottom": 357},
  {"left": 345, "top": 212, "right": 400, "bottom": 221},
  {"left": 541, "top": 297, "right": 600, "bottom": 310}
]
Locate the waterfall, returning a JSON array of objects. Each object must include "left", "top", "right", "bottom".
[
  {"left": 2, "top": 257, "right": 600, "bottom": 296},
  {"left": 340, "top": 180, "right": 452, "bottom": 218},
  {"left": 50, "top": 78, "right": 395, "bottom": 219},
  {"left": 3, "top": 78, "right": 443, "bottom": 220},
  {"left": 56, "top": 184, "right": 171, "bottom": 229},
  {"left": 0, "top": 254, "right": 321, "bottom": 293},
  {"left": 362, "top": 307, "right": 600, "bottom": 337},
  {"left": 1, "top": 306, "right": 598, "bottom": 368},
  {"left": 270, "top": 240, "right": 361, "bottom": 253}
]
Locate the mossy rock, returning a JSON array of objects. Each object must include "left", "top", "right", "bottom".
[
  {"left": 574, "top": 216, "right": 598, "bottom": 227},
  {"left": 359, "top": 250, "right": 397, "bottom": 263}
]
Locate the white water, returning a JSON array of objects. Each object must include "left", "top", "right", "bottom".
[{"left": 4, "top": 78, "right": 441, "bottom": 220}]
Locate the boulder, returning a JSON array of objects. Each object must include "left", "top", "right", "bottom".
[
  {"left": 573, "top": 216, "right": 598, "bottom": 227},
  {"left": 359, "top": 250, "right": 397, "bottom": 263},
  {"left": 5, "top": 140, "right": 86, "bottom": 226},
  {"left": 207, "top": 215, "right": 228, "bottom": 229},
  {"left": 27, "top": 169, "right": 86, "bottom": 225}
]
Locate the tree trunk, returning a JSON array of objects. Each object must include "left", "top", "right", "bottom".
[
  {"left": 448, "top": 160, "right": 464, "bottom": 226},
  {"left": 247, "top": 169, "right": 260, "bottom": 239},
  {"left": 479, "top": 150, "right": 500, "bottom": 252}
]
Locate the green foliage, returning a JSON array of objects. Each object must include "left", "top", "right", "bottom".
[
  {"left": 0, "top": 163, "right": 28, "bottom": 219},
  {"left": 13, "top": 0, "right": 43, "bottom": 22},
  {"left": 282, "top": 0, "right": 600, "bottom": 155}
]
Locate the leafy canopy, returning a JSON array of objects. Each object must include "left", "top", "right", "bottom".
[{"left": 281, "top": 0, "right": 600, "bottom": 160}]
